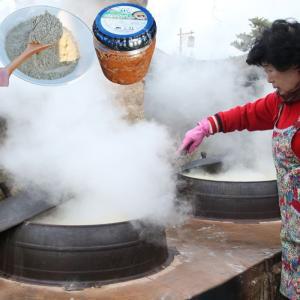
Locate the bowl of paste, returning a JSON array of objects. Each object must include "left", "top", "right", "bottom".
[{"left": 0, "top": 5, "right": 95, "bottom": 85}]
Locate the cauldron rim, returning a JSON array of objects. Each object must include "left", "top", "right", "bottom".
[
  {"left": 178, "top": 171, "right": 277, "bottom": 184},
  {"left": 27, "top": 218, "right": 138, "bottom": 228},
  {"left": 179, "top": 175, "right": 277, "bottom": 184}
]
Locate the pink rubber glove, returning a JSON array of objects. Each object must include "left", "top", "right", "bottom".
[
  {"left": 0, "top": 68, "right": 9, "bottom": 87},
  {"left": 178, "top": 118, "right": 211, "bottom": 154}
]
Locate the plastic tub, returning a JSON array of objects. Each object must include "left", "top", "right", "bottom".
[
  {"left": 0, "top": 5, "right": 95, "bottom": 86},
  {"left": 93, "top": 3, "right": 156, "bottom": 85}
]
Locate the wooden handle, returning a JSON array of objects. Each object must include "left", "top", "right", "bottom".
[
  {"left": 6, "top": 51, "right": 32, "bottom": 76},
  {"left": 6, "top": 43, "right": 50, "bottom": 76}
]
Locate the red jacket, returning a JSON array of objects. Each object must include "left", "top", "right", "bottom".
[{"left": 208, "top": 92, "right": 300, "bottom": 158}]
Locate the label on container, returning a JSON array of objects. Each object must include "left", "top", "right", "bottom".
[{"left": 101, "top": 5, "right": 148, "bottom": 35}]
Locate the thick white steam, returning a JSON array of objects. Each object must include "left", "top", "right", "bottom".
[
  {"left": 145, "top": 52, "right": 276, "bottom": 179},
  {"left": 0, "top": 64, "right": 178, "bottom": 225}
]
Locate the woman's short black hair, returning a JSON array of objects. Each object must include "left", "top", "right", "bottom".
[{"left": 246, "top": 19, "right": 300, "bottom": 71}]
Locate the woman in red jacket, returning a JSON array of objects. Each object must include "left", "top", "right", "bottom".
[{"left": 179, "top": 19, "right": 300, "bottom": 300}]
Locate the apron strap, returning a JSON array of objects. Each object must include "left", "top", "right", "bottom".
[{"left": 274, "top": 103, "right": 284, "bottom": 127}]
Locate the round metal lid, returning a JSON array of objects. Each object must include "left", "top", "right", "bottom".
[{"left": 93, "top": 3, "right": 156, "bottom": 51}]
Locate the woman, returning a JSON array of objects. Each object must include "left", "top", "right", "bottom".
[
  {"left": 179, "top": 19, "right": 300, "bottom": 300},
  {"left": 0, "top": 68, "right": 9, "bottom": 86}
]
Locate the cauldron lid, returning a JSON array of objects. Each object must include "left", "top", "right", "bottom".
[
  {"left": 0, "top": 189, "right": 61, "bottom": 233},
  {"left": 180, "top": 155, "right": 222, "bottom": 172}
]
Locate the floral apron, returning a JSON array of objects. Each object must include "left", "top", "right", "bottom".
[{"left": 272, "top": 106, "right": 300, "bottom": 299}]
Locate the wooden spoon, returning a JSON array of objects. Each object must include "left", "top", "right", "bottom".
[{"left": 5, "top": 42, "right": 51, "bottom": 76}]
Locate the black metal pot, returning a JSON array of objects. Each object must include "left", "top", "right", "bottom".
[
  {"left": 177, "top": 161, "right": 279, "bottom": 220},
  {"left": 0, "top": 219, "right": 171, "bottom": 289}
]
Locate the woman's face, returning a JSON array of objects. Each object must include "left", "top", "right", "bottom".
[{"left": 263, "top": 64, "right": 300, "bottom": 95}]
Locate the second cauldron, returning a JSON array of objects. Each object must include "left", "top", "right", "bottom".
[{"left": 177, "top": 158, "right": 279, "bottom": 220}]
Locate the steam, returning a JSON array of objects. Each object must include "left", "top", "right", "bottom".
[
  {"left": 0, "top": 63, "right": 180, "bottom": 225},
  {"left": 0, "top": 1, "right": 278, "bottom": 227},
  {"left": 145, "top": 51, "right": 276, "bottom": 179}
]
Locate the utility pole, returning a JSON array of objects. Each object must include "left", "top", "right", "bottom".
[{"left": 178, "top": 28, "right": 194, "bottom": 54}]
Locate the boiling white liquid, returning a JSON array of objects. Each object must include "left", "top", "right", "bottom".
[
  {"left": 32, "top": 213, "right": 130, "bottom": 225},
  {"left": 181, "top": 168, "right": 276, "bottom": 182},
  {"left": 31, "top": 197, "right": 130, "bottom": 225}
]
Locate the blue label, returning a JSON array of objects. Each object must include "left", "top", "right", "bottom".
[{"left": 95, "top": 3, "right": 154, "bottom": 38}]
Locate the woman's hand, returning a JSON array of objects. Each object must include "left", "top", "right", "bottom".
[
  {"left": 0, "top": 68, "right": 9, "bottom": 87},
  {"left": 178, "top": 118, "right": 211, "bottom": 154}
]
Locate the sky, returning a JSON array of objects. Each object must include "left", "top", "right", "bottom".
[
  {"left": 147, "top": 0, "right": 300, "bottom": 59},
  {"left": 1, "top": 0, "right": 299, "bottom": 61}
]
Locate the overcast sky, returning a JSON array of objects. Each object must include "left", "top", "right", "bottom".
[
  {"left": 0, "top": 0, "right": 299, "bottom": 62},
  {"left": 147, "top": 0, "right": 300, "bottom": 59}
]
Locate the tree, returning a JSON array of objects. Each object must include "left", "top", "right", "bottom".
[{"left": 231, "top": 17, "right": 271, "bottom": 52}]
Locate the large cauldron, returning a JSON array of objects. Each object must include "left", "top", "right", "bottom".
[
  {"left": 177, "top": 160, "right": 279, "bottom": 220},
  {"left": 0, "top": 219, "right": 170, "bottom": 288}
]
